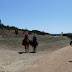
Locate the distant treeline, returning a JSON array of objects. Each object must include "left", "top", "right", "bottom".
[
  {"left": 63, "top": 33, "right": 72, "bottom": 39},
  {"left": 0, "top": 24, "right": 49, "bottom": 35},
  {"left": 51, "top": 34, "right": 61, "bottom": 36}
]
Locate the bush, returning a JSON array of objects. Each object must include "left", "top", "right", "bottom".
[
  {"left": 15, "top": 30, "right": 18, "bottom": 35},
  {"left": 63, "top": 33, "right": 72, "bottom": 39}
]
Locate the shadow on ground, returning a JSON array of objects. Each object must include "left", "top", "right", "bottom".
[
  {"left": 18, "top": 52, "right": 36, "bottom": 54},
  {"left": 69, "top": 61, "right": 72, "bottom": 63}
]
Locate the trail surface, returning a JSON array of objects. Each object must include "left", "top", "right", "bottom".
[{"left": 21, "top": 46, "right": 72, "bottom": 72}]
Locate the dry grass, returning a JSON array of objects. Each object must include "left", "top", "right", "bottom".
[
  {"left": 0, "top": 35, "right": 71, "bottom": 72},
  {"left": 0, "top": 35, "right": 70, "bottom": 52}
]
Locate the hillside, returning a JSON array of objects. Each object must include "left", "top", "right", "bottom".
[
  {"left": 0, "top": 24, "right": 49, "bottom": 37},
  {"left": 0, "top": 29, "right": 24, "bottom": 38},
  {"left": 0, "top": 35, "right": 70, "bottom": 72}
]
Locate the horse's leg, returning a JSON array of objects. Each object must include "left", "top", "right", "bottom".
[
  {"left": 27, "top": 45, "right": 29, "bottom": 53},
  {"left": 35, "top": 46, "right": 37, "bottom": 53},
  {"left": 33, "top": 46, "right": 36, "bottom": 53},
  {"left": 27, "top": 40, "right": 29, "bottom": 53},
  {"left": 33, "top": 47, "right": 35, "bottom": 53},
  {"left": 25, "top": 46, "right": 26, "bottom": 52},
  {"left": 25, "top": 45, "right": 27, "bottom": 53}
]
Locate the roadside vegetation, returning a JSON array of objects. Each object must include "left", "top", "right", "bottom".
[{"left": 0, "top": 24, "right": 49, "bottom": 35}]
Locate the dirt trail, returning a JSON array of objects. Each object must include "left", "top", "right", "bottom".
[
  {"left": 0, "top": 44, "right": 55, "bottom": 72},
  {"left": 21, "top": 46, "right": 72, "bottom": 72},
  {"left": 0, "top": 40, "right": 70, "bottom": 72}
]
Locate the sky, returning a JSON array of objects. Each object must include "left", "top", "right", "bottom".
[{"left": 0, "top": 0, "right": 72, "bottom": 34}]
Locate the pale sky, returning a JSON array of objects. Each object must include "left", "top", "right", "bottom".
[{"left": 0, "top": 0, "right": 72, "bottom": 34}]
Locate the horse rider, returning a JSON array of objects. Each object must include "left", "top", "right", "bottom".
[
  {"left": 33, "top": 34, "right": 38, "bottom": 46},
  {"left": 24, "top": 31, "right": 30, "bottom": 43}
]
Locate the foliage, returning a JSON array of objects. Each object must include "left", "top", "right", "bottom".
[
  {"left": 15, "top": 30, "right": 18, "bottom": 35},
  {"left": 30, "top": 30, "right": 49, "bottom": 35},
  {"left": 0, "top": 24, "right": 18, "bottom": 30},
  {"left": 0, "top": 24, "right": 49, "bottom": 35}
]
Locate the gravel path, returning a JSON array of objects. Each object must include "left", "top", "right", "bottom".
[
  {"left": 21, "top": 46, "right": 72, "bottom": 72},
  {"left": 0, "top": 44, "right": 55, "bottom": 72}
]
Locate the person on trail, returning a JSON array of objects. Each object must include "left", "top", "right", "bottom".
[
  {"left": 24, "top": 31, "right": 30, "bottom": 43},
  {"left": 33, "top": 34, "right": 38, "bottom": 46},
  {"left": 24, "top": 31, "right": 29, "bottom": 38}
]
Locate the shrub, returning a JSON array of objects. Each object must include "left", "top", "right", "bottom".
[{"left": 15, "top": 30, "right": 18, "bottom": 35}]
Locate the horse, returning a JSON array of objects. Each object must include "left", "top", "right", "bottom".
[
  {"left": 70, "top": 41, "right": 72, "bottom": 46},
  {"left": 30, "top": 40, "right": 38, "bottom": 53},
  {"left": 22, "top": 35, "right": 29, "bottom": 53}
]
